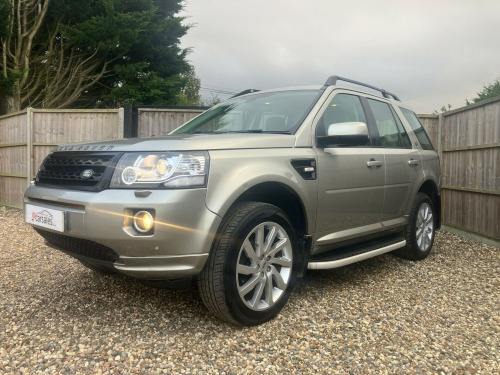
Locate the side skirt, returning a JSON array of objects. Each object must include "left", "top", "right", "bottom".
[{"left": 308, "top": 239, "right": 406, "bottom": 270}]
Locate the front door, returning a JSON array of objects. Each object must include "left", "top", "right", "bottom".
[{"left": 314, "top": 93, "right": 386, "bottom": 247}]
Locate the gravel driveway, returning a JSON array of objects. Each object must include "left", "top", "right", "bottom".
[{"left": 1, "top": 206, "right": 498, "bottom": 374}]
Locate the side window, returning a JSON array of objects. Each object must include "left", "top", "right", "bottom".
[
  {"left": 316, "top": 94, "right": 366, "bottom": 137},
  {"left": 390, "top": 106, "right": 412, "bottom": 148},
  {"left": 367, "top": 99, "right": 407, "bottom": 148},
  {"left": 400, "top": 108, "right": 434, "bottom": 150}
]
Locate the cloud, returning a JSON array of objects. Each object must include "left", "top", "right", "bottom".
[{"left": 181, "top": 0, "right": 500, "bottom": 113}]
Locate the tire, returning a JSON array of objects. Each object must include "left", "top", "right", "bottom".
[
  {"left": 395, "top": 192, "right": 436, "bottom": 261},
  {"left": 78, "top": 260, "right": 116, "bottom": 275},
  {"left": 197, "top": 202, "right": 299, "bottom": 326}
]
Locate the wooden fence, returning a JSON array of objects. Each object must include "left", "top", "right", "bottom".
[
  {"left": 0, "top": 108, "right": 124, "bottom": 208},
  {"left": 0, "top": 101, "right": 498, "bottom": 242},
  {"left": 137, "top": 107, "right": 205, "bottom": 137},
  {"left": 420, "top": 97, "right": 500, "bottom": 241}
]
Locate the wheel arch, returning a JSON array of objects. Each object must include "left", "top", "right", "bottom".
[
  {"left": 233, "top": 181, "right": 309, "bottom": 237},
  {"left": 224, "top": 181, "right": 311, "bottom": 277},
  {"left": 418, "top": 179, "right": 441, "bottom": 229}
]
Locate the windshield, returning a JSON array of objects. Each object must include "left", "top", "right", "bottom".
[{"left": 173, "top": 90, "right": 321, "bottom": 134}]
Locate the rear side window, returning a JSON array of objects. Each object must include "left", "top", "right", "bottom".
[
  {"left": 367, "top": 99, "right": 410, "bottom": 148},
  {"left": 390, "top": 106, "right": 412, "bottom": 148},
  {"left": 400, "top": 108, "right": 434, "bottom": 150}
]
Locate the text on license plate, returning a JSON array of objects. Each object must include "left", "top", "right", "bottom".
[{"left": 25, "top": 204, "right": 65, "bottom": 232}]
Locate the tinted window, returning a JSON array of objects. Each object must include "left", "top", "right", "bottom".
[
  {"left": 400, "top": 108, "right": 434, "bottom": 150},
  {"left": 390, "top": 106, "right": 412, "bottom": 148},
  {"left": 368, "top": 99, "right": 405, "bottom": 148},
  {"left": 316, "top": 94, "right": 366, "bottom": 137}
]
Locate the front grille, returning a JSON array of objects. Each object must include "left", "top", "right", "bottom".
[
  {"left": 35, "top": 228, "right": 119, "bottom": 263},
  {"left": 36, "top": 152, "right": 120, "bottom": 190}
]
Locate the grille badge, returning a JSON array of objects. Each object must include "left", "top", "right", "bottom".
[{"left": 80, "top": 169, "right": 95, "bottom": 179}]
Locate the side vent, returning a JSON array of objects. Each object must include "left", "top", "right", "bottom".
[{"left": 291, "top": 159, "right": 316, "bottom": 180}]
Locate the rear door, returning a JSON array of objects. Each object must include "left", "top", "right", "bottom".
[{"left": 364, "top": 98, "right": 422, "bottom": 226}]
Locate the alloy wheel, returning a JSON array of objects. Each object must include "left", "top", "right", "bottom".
[
  {"left": 236, "top": 221, "right": 293, "bottom": 311},
  {"left": 416, "top": 202, "right": 434, "bottom": 252}
]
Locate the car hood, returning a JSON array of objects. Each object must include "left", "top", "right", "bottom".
[{"left": 52, "top": 133, "right": 296, "bottom": 152}]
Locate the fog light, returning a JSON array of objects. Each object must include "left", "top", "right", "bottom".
[{"left": 133, "top": 211, "right": 154, "bottom": 233}]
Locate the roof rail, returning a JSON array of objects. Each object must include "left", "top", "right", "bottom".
[
  {"left": 231, "top": 89, "right": 260, "bottom": 98},
  {"left": 324, "top": 76, "right": 400, "bottom": 102}
]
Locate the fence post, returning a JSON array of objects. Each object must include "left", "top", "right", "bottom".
[
  {"left": 438, "top": 113, "right": 443, "bottom": 161},
  {"left": 123, "top": 103, "right": 133, "bottom": 138},
  {"left": 118, "top": 107, "right": 124, "bottom": 139},
  {"left": 132, "top": 105, "right": 138, "bottom": 137},
  {"left": 26, "top": 107, "right": 33, "bottom": 188},
  {"left": 122, "top": 103, "right": 139, "bottom": 138}
]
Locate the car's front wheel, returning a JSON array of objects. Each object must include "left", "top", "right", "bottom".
[{"left": 197, "top": 202, "right": 299, "bottom": 326}]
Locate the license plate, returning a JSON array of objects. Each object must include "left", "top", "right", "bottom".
[{"left": 25, "top": 204, "right": 65, "bottom": 232}]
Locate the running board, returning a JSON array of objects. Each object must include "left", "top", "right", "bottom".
[{"left": 308, "top": 239, "right": 406, "bottom": 270}]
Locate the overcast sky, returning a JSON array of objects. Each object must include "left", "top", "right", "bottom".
[{"left": 179, "top": 0, "right": 500, "bottom": 113}]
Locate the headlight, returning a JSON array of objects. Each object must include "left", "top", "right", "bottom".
[{"left": 110, "top": 152, "right": 209, "bottom": 188}]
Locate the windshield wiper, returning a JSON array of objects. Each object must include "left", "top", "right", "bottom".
[
  {"left": 190, "top": 129, "right": 291, "bottom": 134},
  {"left": 215, "top": 130, "right": 291, "bottom": 134},
  {"left": 263, "top": 130, "right": 292, "bottom": 134},
  {"left": 214, "top": 129, "right": 263, "bottom": 134}
]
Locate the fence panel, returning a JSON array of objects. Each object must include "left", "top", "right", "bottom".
[
  {"left": 422, "top": 97, "right": 500, "bottom": 241},
  {"left": 0, "top": 109, "right": 123, "bottom": 207},
  {"left": 31, "top": 109, "right": 123, "bottom": 179},
  {"left": 0, "top": 111, "right": 29, "bottom": 207},
  {"left": 137, "top": 108, "right": 204, "bottom": 137},
  {"left": 442, "top": 100, "right": 500, "bottom": 150},
  {"left": 418, "top": 115, "right": 440, "bottom": 151},
  {"left": 1, "top": 103, "right": 498, "bottom": 242},
  {"left": 442, "top": 189, "right": 499, "bottom": 242}
]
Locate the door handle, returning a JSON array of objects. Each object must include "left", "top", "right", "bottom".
[
  {"left": 408, "top": 159, "right": 419, "bottom": 166},
  {"left": 366, "top": 159, "right": 383, "bottom": 168}
]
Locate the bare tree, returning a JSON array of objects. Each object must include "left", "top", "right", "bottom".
[
  {"left": 0, "top": 0, "right": 191, "bottom": 115},
  {"left": 1, "top": 0, "right": 50, "bottom": 113},
  {"left": 0, "top": 0, "right": 115, "bottom": 114},
  {"left": 22, "top": 24, "right": 117, "bottom": 109}
]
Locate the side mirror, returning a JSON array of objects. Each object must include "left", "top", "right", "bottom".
[{"left": 316, "top": 122, "right": 369, "bottom": 148}]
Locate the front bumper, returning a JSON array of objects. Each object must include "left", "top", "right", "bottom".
[{"left": 24, "top": 185, "right": 221, "bottom": 279}]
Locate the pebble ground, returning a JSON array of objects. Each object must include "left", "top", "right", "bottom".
[{"left": 1, "top": 206, "right": 498, "bottom": 374}]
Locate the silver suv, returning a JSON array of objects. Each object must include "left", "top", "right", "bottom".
[{"left": 25, "top": 76, "right": 441, "bottom": 326}]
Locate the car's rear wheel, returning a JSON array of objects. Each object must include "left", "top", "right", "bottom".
[
  {"left": 197, "top": 202, "right": 299, "bottom": 326},
  {"left": 395, "top": 192, "right": 436, "bottom": 260}
]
